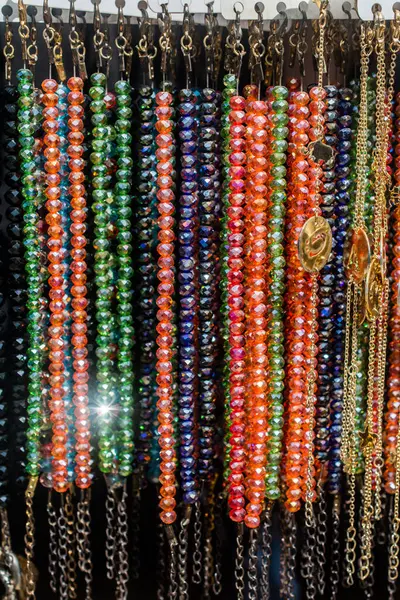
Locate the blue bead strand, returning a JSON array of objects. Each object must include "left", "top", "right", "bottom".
[
  {"left": 197, "top": 88, "right": 221, "bottom": 480},
  {"left": 135, "top": 86, "right": 159, "bottom": 481},
  {"left": 315, "top": 85, "right": 338, "bottom": 474},
  {"left": 177, "top": 89, "right": 199, "bottom": 504},
  {"left": 328, "top": 87, "right": 353, "bottom": 494}
]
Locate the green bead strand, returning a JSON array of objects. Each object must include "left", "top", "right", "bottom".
[
  {"left": 114, "top": 79, "right": 135, "bottom": 478},
  {"left": 90, "top": 72, "right": 117, "bottom": 474},
  {"left": 265, "top": 85, "right": 289, "bottom": 501},
  {"left": 18, "top": 68, "right": 43, "bottom": 477},
  {"left": 220, "top": 73, "right": 237, "bottom": 483}
]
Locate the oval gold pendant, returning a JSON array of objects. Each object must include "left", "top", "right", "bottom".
[
  {"left": 343, "top": 227, "right": 371, "bottom": 283},
  {"left": 298, "top": 216, "right": 332, "bottom": 273},
  {"left": 365, "top": 256, "right": 384, "bottom": 321}
]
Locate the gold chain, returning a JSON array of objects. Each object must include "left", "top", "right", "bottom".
[
  {"left": 360, "top": 12, "right": 393, "bottom": 581},
  {"left": 24, "top": 477, "right": 38, "bottom": 599},
  {"left": 341, "top": 22, "right": 373, "bottom": 584}
]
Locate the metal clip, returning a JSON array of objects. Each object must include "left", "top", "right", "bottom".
[
  {"left": 181, "top": 3, "right": 193, "bottom": 85},
  {"left": 26, "top": 5, "right": 39, "bottom": 70},
  {"left": 2, "top": 6, "right": 14, "bottom": 83},
  {"left": 18, "top": 0, "right": 29, "bottom": 64},
  {"left": 248, "top": 2, "right": 265, "bottom": 86},
  {"left": 158, "top": 3, "right": 173, "bottom": 86},
  {"left": 137, "top": 1, "right": 157, "bottom": 82},
  {"left": 69, "top": 0, "right": 87, "bottom": 79}
]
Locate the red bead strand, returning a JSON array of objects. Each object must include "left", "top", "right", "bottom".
[
  {"left": 243, "top": 85, "right": 269, "bottom": 529},
  {"left": 226, "top": 93, "right": 248, "bottom": 523}
]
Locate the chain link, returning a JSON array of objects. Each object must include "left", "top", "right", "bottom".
[
  {"left": 234, "top": 526, "right": 245, "bottom": 600},
  {"left": 247, "top": 528, "right": 258, "bottom": 600},
  {"left": 178, "top": 511, "right": 190, "bottom": 600},
  {"left": 64, "top": 491, "right": 77, "bottom": 598},
  {"left": 105, "top": 487, "right": 117, "bottom": 580},
  {"left": 58, "top": 501, "right": 69, "bottom": 600},
  {"left": 315, "top": 485, "right": 328, "bottom": 595},
  {"left": 24, "top": 479, "right": 37, "bottom": 600},
  {"left": 192, "top": 501, "right": 202, "bottom": 585},
  {"left": 47, "top": 494, "right": 58, "bottom": 594},
  {"left": 157, "top": 521, "right": 166, "bottom": 600},
  {"left": 116, "top": 486, "right": 129, "bottom": 600},
  {"left": 259, "top": 505, "right": 272, "bottom": 599},
  {"left": 330, "top": 497, "right": 341, "bottom": 600}
]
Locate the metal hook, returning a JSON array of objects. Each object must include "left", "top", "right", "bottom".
[
  {"left": 276, "top": 2, "right": 288, "bottom": 37},
  {"left": 51, "top": 8, "right": 64, "bottom": 29},
  {"left": 69, "top": 0, "right": 77, "bottom": 29}
]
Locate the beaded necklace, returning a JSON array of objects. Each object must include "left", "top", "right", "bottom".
[
  {"left": 4, "top": 75, "right": 28, "bottom": 498},
  {"left": 177, "top": 87, "right": 199, "bottom": 507},
  {"left": 328, "top": 86, "right": 353, "bottom": 495},
  {"left": 264, "top": 84, "right": 289, "bottom": 502},
  {"left": 314, "top": 85, "right": 337, "bottom": 479},
  {"left": 197, "top": 87, "right": 221, "bottom": 482},
  {"left": 135, "top": 85, "right": 158, "bottom": 479}
]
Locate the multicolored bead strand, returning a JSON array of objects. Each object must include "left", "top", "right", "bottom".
[
  {"left": 114, "top": 78, "right": 135, "bottom": 479},
  {"left": 243, "top": 86, "right": 269, "bottom": 529},
  {"left": 197, "top": 88, "right": 221, "bottom": 481},
  {"left": 284, "top": 86, "right": 311, "bottom": 512},
  {"left": 89, "top": 71, "right": 116, "bottom": 474},
  {"left": 225, "top": 91, "right": 247, "bottom": 523},
  {"left": 384, "top": 90, "right": 400, "bottom": 495},
  {"left": 314, "top": 84, "right": 337, "bottom": 478},
  {"left": 135, "top": 86, "right": 158, "bottom": 479},
  {"left": 4, "top": 82, "right": 28, "bottom": 490},
  {"left": 155, "top": 90, "right": 178, "bottom": 525},
  {"left": 177, "top": 88, "right": 199, "bottom": 505},
  {"left": 264, "top": 85, "right": 289, "bottom": 501},
  {"left": 220, "top": 73, "right": 237, "bottom": 485},
  {"left": 328, "top": 86, "right": 353, "bottom": 494},
  {"left": 18, "top": 68, "right": 43, "bottom": 481},
  {"left": 67, "top": 76, "right": 91, "bottom": 489}
]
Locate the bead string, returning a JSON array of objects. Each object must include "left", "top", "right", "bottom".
[
  {"left": 177, "top": 88, "right": 199, "bottom": 505},
  {"left": 243, "top": 84, "right": 269, "bottom": 529},
  {"left": 89, "top": 71, "right": 116, "bottom": 475},
  {"left": 314, "top": 84, "right": 338, "bottom": 480},
  {"left": 4, "top": 82, "right": 28, "bottom": 495},
  {"left": 264, "top": 84, "right": 289, "bottom": 502},
  {"left": 135, "top": 86, "right": 158, "bottom": 480},
  {"left": 197, "top": 87, "right": 221, "bottom": 481},
  {"left": 225, "top": 90, "right": 247, "bottom": 523},
  {"left": 284, "top": 86, "right": 311, "bottom": 513},
  {"left": 114, "top": 78, "right": 135, "bottom": 479},
  {"left": 67, "top": 76, "right": 91, "bottom": 489},
  {"left": 328, "top": 86, "right": 353, "bottom": 495},
  {"left": 220, "top": 73, "right": 237, "bottom": 486},
  {"left": 155, "top": 89, "right": 178, "bottom": 525}
]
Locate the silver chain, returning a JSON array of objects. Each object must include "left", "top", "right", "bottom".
[
  {"left": 116, "top": 486, "right": 129, "bottom": 600},
  {"left": 105, "top": 487, "right": 117, "bottom": 581},
  {"left": 192, "top": 501, "right": 202, "bottom": 585},
  {"left": 234, "top": 525, "right": 245, "bottom": 600},
  {"left": 47, "top": 495, "right": 58, "bottom": 594}
]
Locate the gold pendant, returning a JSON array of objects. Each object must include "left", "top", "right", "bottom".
[
  {"left": 298, "top": 216, "right": 332, "bottom": 273},
  {"left": 360, "top": 425, "right": 376, "bottom": 456},
  {"left": 365, "top": 256, "right": 384, "bottom": 321},
  {"left": 358, "top": 282, "right": 367, "bottom": 326},
  {"left": 343, "top": 227, "right": 371, "bottom": 283}
]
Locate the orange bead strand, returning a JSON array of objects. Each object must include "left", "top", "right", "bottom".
[
  {"left": 155, "top": 91, "right": 178, "bottom": 525},
  {"left": 43, "top": 78, "right": 69, "bottom": 494},
  {"left": 284, "top": 85, "right": 311, "bottom": 512},
  {"left": 67, "top": 76, "right": 91, "bottom": 490},
  {"left": 243, "top": 85, "right": 269, "bottom": 528}
]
